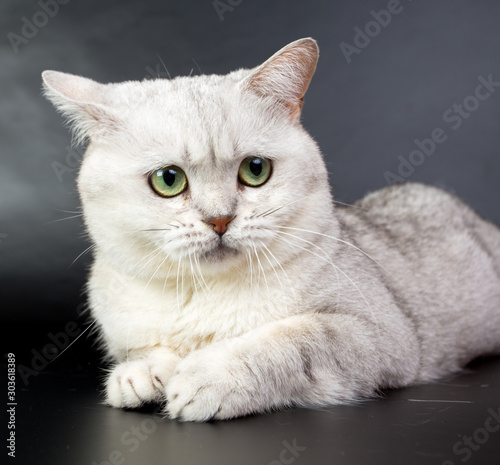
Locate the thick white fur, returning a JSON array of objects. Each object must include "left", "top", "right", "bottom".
[{"left": 42, "top": 38, "right": 500, "bottom": 421}]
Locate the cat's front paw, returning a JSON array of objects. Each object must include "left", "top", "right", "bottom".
[
  {"left": 106, "top": 351, "right": 180, "bottom": 408},
  {"left": 165, "top": 344, "right": 260, "bottom": 422}
]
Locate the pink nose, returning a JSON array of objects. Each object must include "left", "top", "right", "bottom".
[{"left": 206, "top": 217, "right": 233, "bottom": 236}]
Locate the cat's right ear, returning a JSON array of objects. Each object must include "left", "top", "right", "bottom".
[{"left": 42, "top": 71, "right": 121, "bottom": 144}]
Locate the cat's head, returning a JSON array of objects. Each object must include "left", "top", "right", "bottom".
[{"left": 42, "top": 38, "right": 333, "bottom": 279}]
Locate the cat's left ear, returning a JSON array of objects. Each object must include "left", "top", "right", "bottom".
[
  {"left": 243, "top": 38, "right": 319, "bottom": 121},
  {"left": 42, "top": 70, "right": 121, "bottom": 144}
]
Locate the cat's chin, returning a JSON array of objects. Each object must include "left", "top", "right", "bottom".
[{"left": 201, "top": 243, "right": 240, "bottom": 266}]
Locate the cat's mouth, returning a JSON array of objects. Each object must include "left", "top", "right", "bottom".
[{"left": 202, "top": 242, "right": 239, "bottom": 262}]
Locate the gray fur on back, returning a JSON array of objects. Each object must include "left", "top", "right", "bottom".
[{"left": 344, "top": 183, "right": 500, "bottom": 381}]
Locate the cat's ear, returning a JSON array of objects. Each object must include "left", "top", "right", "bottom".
[
  {"left": 42, "top": 70, "right": 121, "bottom": 144},
  {"left": 243, "top": 38, "right": 319, "bottom": 121}
]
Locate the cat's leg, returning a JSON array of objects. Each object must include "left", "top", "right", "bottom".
[
  {"left": 165, "top": 313, "right": 419, "bottom": 421},
  {"left": 106, "top": 347, "right": 181, "bottom": 408}
]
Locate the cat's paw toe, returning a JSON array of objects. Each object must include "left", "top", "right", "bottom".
[
  {"left": 165, "top": 373, "right": 222, "bottom": 421},
  {"left": 165, "top": 349, "right": 254, "bottom": 421},
  {"left": 105, "top": 360, "right": 173, "bottom": 408}
]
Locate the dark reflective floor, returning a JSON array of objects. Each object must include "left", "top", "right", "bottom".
[{"left": 7, "top": 323, "right": 500, "bottom": 465}]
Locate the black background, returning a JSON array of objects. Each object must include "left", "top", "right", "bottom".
[{"left": 1, "top": 1, "right": 500, "bottom": 464}]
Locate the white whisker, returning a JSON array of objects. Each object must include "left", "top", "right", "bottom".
[
  {"left": 47, "top": 320, "right": 96, "bottom": 363},
  {"left": 181, "top": 255, "right": 185, "bottom": 310},
  {"left": 126, "top": 324, "right": 131, "bottom": 363},
  {"left": 280, "top": 226, "right": 391, "bottom": 276},
  {"left": 259, "top": 243, "right": 283, "bottom": 295},
  {"left": 194, "top": 254, "right": 211, "bottom": 296},
  {"left": 276, "top": 231, "right": 379, "bottom": 332},
  {"left": 163, "top": 259, "right": 175, "bottom": 296},
  {"left": 188, "top": 251, "right": 201, "bottom": 298},
  {"left": 56, "top": 208, "right": 82, "bottom": 214},
  {"left": 70, "top": 244, "right": 96, "bottom": 267},
  {"left": 46, "top": 213, "right": 84, "bottom": 224},
  {"left": 332, "top": 199, "right": 369, "bottom": 210},
  {"left": 176, "top": 255, "right": 182, "bottom": 313},
  {"left": 254, "top": 196, "right": 309, "bottom": 219},
  {"left": 252, "top": 242, "right": 271, "bottom": 308},
  {"left": 161, "top": 258, "right": 176, "bottom": 320},
  {"left": 259, "top": 243, "right": 291, "bottom": 315},
  {"left": 157, "top": 53, "right": 172, "bottom": 79},
  {"left": 143, "top": 250, "right": 171, "bottom": 293},
  {"left": 260, "top": 240, "right": 297, "bottom": 308},
  {"left": 132, "top": 246, "right": 166, "bottom": 282},
  {"left": 246, "top": 249, "right": 254, "bottom": 294}
]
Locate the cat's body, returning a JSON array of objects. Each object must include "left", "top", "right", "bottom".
[{"left": 43, "top": 38, "right": 500, "bottom": 421}]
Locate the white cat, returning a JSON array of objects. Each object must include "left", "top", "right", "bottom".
[{"left": 42, "top": 38, "right": 500, "bottom": 421}]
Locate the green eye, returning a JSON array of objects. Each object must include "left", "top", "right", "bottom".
[
  {"left": 238, "top": 157, "right": 272, "bottom": 187},
  {"left": 149, "top": 166, "right": 188, "bottom": 198}
]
